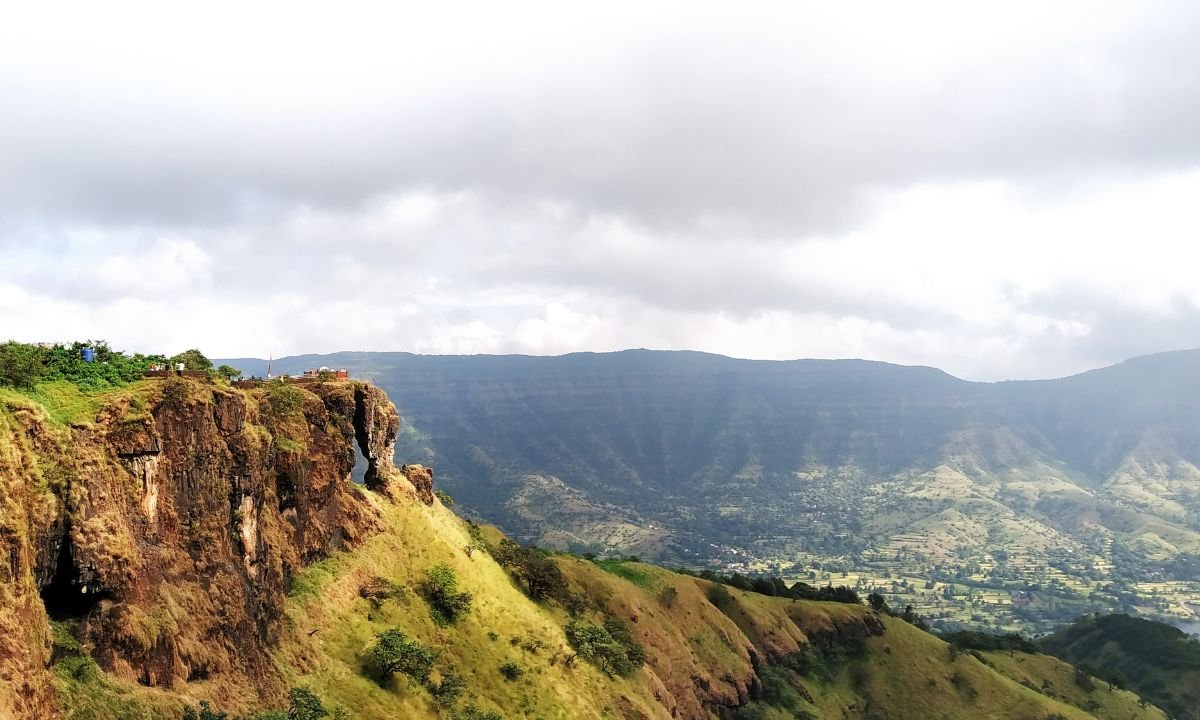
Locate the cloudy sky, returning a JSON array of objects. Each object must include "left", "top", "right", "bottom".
[{"left": 2, "top": 1, "right": 1199, "bottom": 380}]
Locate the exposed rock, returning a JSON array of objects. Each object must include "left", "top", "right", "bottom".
[
  {"left": 0, "top": 378, "right": 405, "bottom": 716},
  {"left": 400, "top": 464, "right": 436, "bottom": 505}
]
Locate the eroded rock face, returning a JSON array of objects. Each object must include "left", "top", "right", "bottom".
[
  {"left": 348, "top": 383, "right": 434, "bottom": 505},
  {"left": 0, "top": 379, "right": 408, "bottom": 716}
]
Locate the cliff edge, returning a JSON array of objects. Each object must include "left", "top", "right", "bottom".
[{"left": 0, "top": 378, "right": 421, "bottom": 717}]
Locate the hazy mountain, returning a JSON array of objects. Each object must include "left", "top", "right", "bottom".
[{"left": 222, "top": 349, "right": 1200, "bottom": 632}]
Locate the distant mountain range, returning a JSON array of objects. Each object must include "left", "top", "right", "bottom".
[{"left": 220, "top": 349, "right": 1200, "bottom": 632}]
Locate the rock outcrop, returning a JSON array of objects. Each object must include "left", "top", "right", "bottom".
[{"left": 0, "top": 378, "right": 407, "bottom": 717}]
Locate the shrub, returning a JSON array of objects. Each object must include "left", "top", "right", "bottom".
[
  {"left": 454, "top": 706, "right": 503, "bottom": 720},
  {"left": 429, "top": 666, "right": 467, "bottom": 708},
  {"left": 658, "top": 586, "right": 679, "bottom": 608},
  {"left": 435, "top": 489, "right": 455, "bottom": 506},
  {"left": 265, "top": 383, "right": 307, "bottom": 417},
  {"left": 367, "top": 628, "right": 437, "bottom": 684},
  {"left": 359, "top": 576, "right": 404, "bottom": 607},
  {"left": 54, "top": 655, "right": 98, "bottom": 683},
  {"left": 287, "top": 686, "right": 328, "bottom": 720},
  {"left": 421, "top": 564, "right": 473, "bottom": 625},
  {"left": 707, "top": 583, "right": 734, "bottom": 608},
  {"left": 182, "top": 702, "right": 227, "bottom": 720},
  {"left": 498, "top": 661, "right": 524, "bottom": 681}
]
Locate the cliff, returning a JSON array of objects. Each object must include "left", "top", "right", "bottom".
[{"left": 0, "top": 378, "right": 424, "bottom": 717}]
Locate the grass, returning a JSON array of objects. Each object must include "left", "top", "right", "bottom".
[
  {"left": 274, "top": 494, "right": 666, "bottom": 720},
  {"left": 589, "top": 558, "right": 656, "bottom": 589}
]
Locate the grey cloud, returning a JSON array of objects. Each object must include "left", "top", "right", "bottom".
[{"left": 4, "top": 4, "right": 1200, "bottom": 235}]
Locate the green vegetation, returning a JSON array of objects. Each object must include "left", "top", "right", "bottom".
[
  {"left": 493, "top": 539, "right": 569, "bottom": 602},
  {"left": 420, "top": 563, "right": 473, "bottom": 626},
  {"left": 180, "top": 686, "right": 337, "bottom": 720},
  {"left": 265, "top": 382, "right": 307, "bottom": 417},
  {"left": 367, "top": 628, "right": 437, "bottom": 685},
  {"left": 428, "top": 667, "right": 467, "bottom": 708},
  {"left": 0, "top": 340, "right": 166, "bottom": 390},
  {"left": 564, "top": 619, "right": 646, "bottom": 678},
  {"left": 452, "top": 706, "right": 503, "bottom": 720},
  {"left": 590, "top": 558, "right": 654, "bottom": 588},
  {"left": 170, "top": 348, "right": 213, "bottom": 371},
  {"left": 940, "top": 629, "right": 1040, "bottom": 654},
  {"left": 497, "top": 661, "right": 523, "bottom": 681},
  {"left": 1041, "top": 614, "right": 1200, "bottom": 719}
]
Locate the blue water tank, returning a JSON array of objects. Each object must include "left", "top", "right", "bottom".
[{"left": 81, "top": 347, "right": 95, "bottom": 363}]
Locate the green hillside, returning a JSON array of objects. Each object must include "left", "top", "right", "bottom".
[
  {"left": 1041, "top": 614, "right": 1200, "bottom": 720},
  {"left": 222, "top": 350, "right": 1200, "bottom": 634}
]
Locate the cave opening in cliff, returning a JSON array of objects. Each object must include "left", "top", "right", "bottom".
[
  {"left": 40, "top": 531, "right": 105, "bottom": 620},
  {"left": 276, "top": 471, "right": 297, "bottom": 511}
]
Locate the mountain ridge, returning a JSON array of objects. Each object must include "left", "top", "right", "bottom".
[{"left": 216, "top": 347, "right": 1200, "bottom": 635}]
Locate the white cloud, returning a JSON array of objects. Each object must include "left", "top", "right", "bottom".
[{"left": 3, "top": 2, "right": 1200, "bottom": 379}]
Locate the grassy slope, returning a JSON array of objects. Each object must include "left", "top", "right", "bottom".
[
  {"left": 271, "top": 490, "right": 1166, "bottom": 720},
  {"left": 1040, "top": 614, "right": 1200, "bottom": 720}
]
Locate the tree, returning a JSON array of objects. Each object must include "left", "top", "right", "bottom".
[
  {"left": 564, "top": 619, "right": 645, "bottom": 678},
  {"left": 216, "top": 364, "right": 242, "bottom": 381},
  {"left": 494, "top": 539, "right": 568, "bottom": 602},
  {"left": 867, "top": 593, "right": 891, "bottom": 614},
  {"left": 170, "top": 348, "right": 213, "bottom": 371},
  {"left": 287, "top": 686, "right": 328, "bottom": 720},
  {"left": 421, "top": 564, "right": 473, "bottom": 625},
  {"left": 0, "top": 341, "right": 46, "bottom": 388},
  {"left": 368, "top": 628, "right": 437, "bottom": 684}
]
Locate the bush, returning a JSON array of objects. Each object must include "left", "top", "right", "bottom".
[
  {"left": 359, "top": 576, "right": 404, "bottom": 607},
  {"left": 182, "top": 702, "right": 227, "bottom": 720},
  {"left": 265, "top": 383, "right": 307, "bottom": 417},
  {"left": 429, "top": 666, "right": 467, "bottom": 708},
  {"left": 707, "top": 583, "right": 734, "bottom": 608},
  {"left": 564, "top": 619, "right": 645, "bottom": 678},
  {"left": 454, "top": 706, "right": 503, "bottom": 720},
  {"left": 367, "top": 628, "right": 437, "bottom": 685},
  {"left": 421, "top": 564, "right": 473, "bottom": 625},
  {"left": 435, "top": 489, "right": 455, "bottom": 506},
  {"left": 287, "top": 686, "right": 328, "bottom": 720},
  {"left": 658, "top": 586, "right": 679, "bottom": 608},
  {"left": 498, "top": 661, "right": 524, "bottom": 681}
]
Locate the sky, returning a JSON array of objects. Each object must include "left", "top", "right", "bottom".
[{"left": 2, "top": 1, "right": 1199, "bottom": 381}]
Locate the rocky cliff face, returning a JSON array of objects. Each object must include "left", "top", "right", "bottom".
[{"left": 0, "top": 378, "right": 417, "bottom": 718}]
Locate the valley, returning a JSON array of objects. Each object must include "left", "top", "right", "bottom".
[{"left": 229, "top": 349, "right": 1200, "bottom": 636}]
